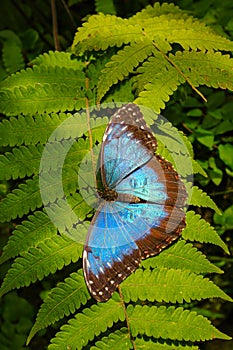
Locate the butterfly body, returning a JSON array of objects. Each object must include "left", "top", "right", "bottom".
[{"left": 83, "top": 103, "right": 187, "bottom": 302}]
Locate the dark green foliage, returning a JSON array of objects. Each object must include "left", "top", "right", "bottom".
[{"left": 0, "top": 1, "right": 232, "bottom": 350}]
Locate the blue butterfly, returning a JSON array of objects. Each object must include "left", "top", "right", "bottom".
[{"left": 83, "top": 103, "right": 187, "bottom": 302}]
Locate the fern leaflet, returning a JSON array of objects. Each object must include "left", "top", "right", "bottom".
[
  {"left": 48, "top": 296, "right": 125, "bottom": 350},
  {"left": 121, "top": 268, "right": 232, "bottom": 303},
  {"left": 91, "top": 328, "right": 132, "bottom": 349},
  {"left": 188, "top": 185, "right": 221, "bottom": 214},
  {"left": 27, "top": 270, "right": 90, "bottom": 343},
  {"left": 0, "top": 235, "right": 82, "bottom": 297},
  {"left": 128, "top": 305, "right": 231, "bottom": 341},
  {"left": 134, "top": 338, "right": 199, "bottom": 349},
  {"left": 0, "top": 210, "right": 57, "bottom": 264},
  {"left": 97, "top": 40, "right": 155, "bottom": 101},
  {"left": 183, "top": 211, "right": 229, "bottom": 253},
  {"left": 141, "top": 240, "right": 223, "bottom": 274}
]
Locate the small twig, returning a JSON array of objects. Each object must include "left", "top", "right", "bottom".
[
  {"left": 210, "top": 188, "right": 233, "bottom": 197},
  {"left": 51, "top": 0, "right": 61, "bottom": 51},
  {"left": 60, "top": 0, "right": 76, "bottom": 28},
  {"left": 182, "top": 123, "right": 194, "bottom": 134},
  {"left": 118, "top": 286, "right": 137, "bottom": 350},
  {"left": 85, "top": 78, "right": 97, "bottom": 189}
]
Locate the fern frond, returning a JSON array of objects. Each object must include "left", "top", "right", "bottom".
[
  {"left": 72, "top": 10, "right": 233, "bottom": 54},
  {"left": 0, "top": 109, "right": 105, "bottom": 148},
  {"left": 0, "top": 113, "right": 69, "bottom": 147},
  {"left": 91, "top": 328, "right": 131, "bottom": 349},
  {"left": 72, "top": 14, "right": 142, "bottom": 52},
  {"left": 0, "top": 211, "right": 57, "bottom": 264},
  {"left": 188, "top": 185, "right": 221, "bottom": 214},
  {"left": 48, "top": 296, "right": 125, "bottom": 350},
  {"left": 97, "top": 40, "right": 155, "bottom": 101},
  {"left": 31, "top": 51, "right": 85, "bottom": 69},
  {"left": 183, "top": 211, "right": 229, "bottom": 254},
  {"left": 0, "top": 83, "right": 87, "bottom": 116},
  {"left": 141, "top": 240, "right": 223, "bottom": 274},
  {"left": 130, "top": 2, "right": 189, "bottom": 21},
  {"left": 43, "top": 196, "right": 91, "bottom": 241},
  {"left": 128, "top": 305, "right": 231, "bottom": 341},
  {"left": 142, "top": 17, "right": 233, "bottom": 51},
  {"left": 27, "top": 270, "right": 90, "bottom": 343},
  {"left": 192, "top": 159, "right": 208, "bottom": 177},
  {"left": 132, "top": 54, "right": 175, "bottom": 95},
  {"left": 0, "top": 235, "right": 82, "bottom": 297},
  {"left": 122, "top": 268, "right": 231, "bottom": 303},
  {"left": 0, "top": 65, "right": 85, "bottom": 90},
  {"left": 103, "top": 80, "right": 134, "bottom": 104},
  {"left": 134, "top": 338, "right": 199, "bottom": 350},
  {"left": 171, "top": 50, "right": 233, "bottom": 91},
  {"left": 0, "top": 176, "right": 41, "bottom": 222},
  {"left": 134, "top": 56, "right": 184, "bottom": 113},
  {"left": 0, "top": 144, "right": 44, "bottom": 180}
]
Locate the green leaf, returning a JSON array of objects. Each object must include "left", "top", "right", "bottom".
[
  {"left": 171, "top": 50, "right": 233, "bottom": 91},
  {"left": 141, "top": 240, "right": 223, "bottom": 274},
  {"left": 0, "top": 144, "right": 44, "bottom": 180},
  {"left": 97, "top": 40, "right": 155, "bottom": 101},
  {"left": 31, "top": 51, "right": 85, "bottom": 70},
  {"left": 0, "top": 83, "right": 86, "bottom": 116},
  {"left": 0, "top": 176, "right": 42, "bottom": 222},
  {"left": 218, "top": 143, "right": 233, "bottom": 171},
  {"left": 88, "top": 328, "right": 131, "bottom": 349},
  {"left": 95, "top": 0, "right": 116, "bottom": 15},
  {"left": 134, "top": 338, "right": 199, "bottom": 350},
  {"left": 122, "top": 268, "right": 232, "bottom": 303},
  {"left": 0, "top": 235, "right": 82, "bottom": 297},
  {"left": 72, "top": 14, "right": 142, "bottom": 52},
  {"left": 188, "top": 185, "right": 221, "bottom": 214},
  {"left": 128, "top": 305, "right": 231, "bottom": 341},
  {"left": 48, "top": 296, "right": 125, "bottom": 350},
  {"left": 0, "top": 113, "right": 69, "bottom": 147},
  {"left": 183, "top": 211, "right": 229, "bottom": 254},
  {"left": 0, "top": 211, "right": 57, "bottom": 264},
  {"left": 134, "top": 55, "right": 184, "bottom": 113},
  {"left": 214, "top": 205, "right": 233, "bottom": 233},
  {"left": 0, "top": 30, "right": 24, "bottom": 73},
  {"left": 27, "top": 270, "right": 90, "bottom": 344}
]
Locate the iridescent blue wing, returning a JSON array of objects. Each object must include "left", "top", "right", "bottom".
[
  {"left": 83, "top": 200, "right": 168, "bottom": 301},
  {"left": 101, "top": 103, "right": 157, "bottom": 188},
  {"left": 83, "top": 103, "right": 187, "bottom": 301},
  {"left": 83, "top": 157, "right": 187, "bottom": 301}
]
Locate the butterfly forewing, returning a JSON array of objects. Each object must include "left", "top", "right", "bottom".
[
  {"left": 101, "top": 103, "right": 157, "bottom": 189},
  {"left": 83, "top": 103, "right": 187, "bottom": 302}
]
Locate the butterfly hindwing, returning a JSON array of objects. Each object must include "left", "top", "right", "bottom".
[
  {"left": 83, "top": 200, "right": 169, "bottom": 302},
  {"left": 116, "top": 154, "right": 187, "bottom": 259}
]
